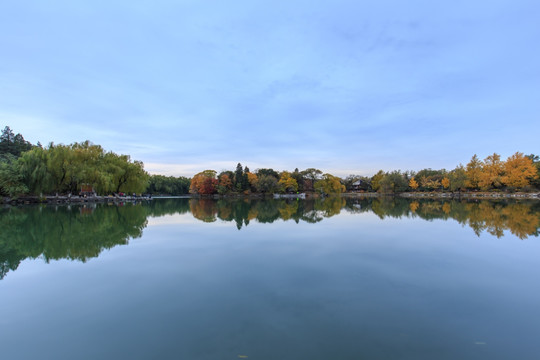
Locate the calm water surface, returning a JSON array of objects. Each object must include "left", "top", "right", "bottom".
[{"left": 1, "top": 198, "right": 540, "bottom": 359}]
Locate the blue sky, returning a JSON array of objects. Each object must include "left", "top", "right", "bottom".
[{"left": 1, "top": 0, "right": 539, "bottom": 177}]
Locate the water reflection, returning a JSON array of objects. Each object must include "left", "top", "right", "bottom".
[
  {"left": 348, "top": 197, "right": 540, "bottom": 240},
  {"left": 0, "top": 199, "right": 188, "bottom": 279},
  {"left": 188, "top": 197, "right": 540, "bottom": 240},
  {"left": 1, "top": 197, "right": 538, "bottom": 279},
  {"left": 189, "top": 197, "right": 345, "bottom": 229}
]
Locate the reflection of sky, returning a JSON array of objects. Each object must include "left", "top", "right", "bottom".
[
  {"left": 146, "top": 207, "right": 535, "bottom": 241},
  {"left": 2, "top": 212, "right": 540, "bottom": 358},
  {"left": 1, "top": 1, "right": 539, "bottom": 176},
  {"left": 145, "top": 206, "right": 379, "bottom": 228},
  {"left": 146, "top": 213, "right": 206, "bottom": 227}
]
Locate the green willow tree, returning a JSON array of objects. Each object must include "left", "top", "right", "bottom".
[
  {"left": 147, "top": 175, "right": 191, "bottom": 195},
  {"left": 0, "top": 154, "right": 28, "bottom": 197},
  {"left": 16, "top": 141, "right": 148, "bottom": 195},
  {"left": 448, "top": 165, "right": 467, "bottom": 192},
  {"left": 104, "top": 152, "right": 148, "bottom": 194},
  {"left": 379, "top": 171, "right": 409, "bottom": 193},
  {"left": 371, "top": 170, "right": 385, "bottom": 192}
]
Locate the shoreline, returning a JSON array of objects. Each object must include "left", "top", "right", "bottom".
[
  {"left": 2, "top": 195, "right": 153, "bottom": 205},
  {"left": 3, "top": 191, "right": 540, "bottom": 205}
]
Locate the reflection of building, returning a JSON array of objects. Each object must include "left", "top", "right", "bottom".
[{"left": 79, "top": 203, "right": 96, "bottom": 215}]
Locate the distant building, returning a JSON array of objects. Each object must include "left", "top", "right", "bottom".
[
  {"left": 351, "top": 180, "right": 363, "bottom": 191},
  {"left": 80, "top": 184, "right": 96, "bottom": 196}
]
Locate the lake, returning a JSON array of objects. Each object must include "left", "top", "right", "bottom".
[{"left": 1, "top": 197, "right": 539, "bottom": 359}]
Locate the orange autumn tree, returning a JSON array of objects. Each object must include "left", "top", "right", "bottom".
[
  {"left": 217, "top": 173, "right": 233, "bottom": 194},
  {"left": 502, "top": 152, "right": 538, "bottom": 189},
  {"left": 189, "top": 170, "right": 218, "bottom": 195}
]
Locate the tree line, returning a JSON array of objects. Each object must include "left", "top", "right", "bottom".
[
  {"left": 189, "top": 152, "right": 539, "bottom": 196},
  {"left": 363, "top": 152, "right": 539, "bottom": 194},
  {"left": 189, "top": 164, "right": 345, "bottom": 195},
  {"left": 0, "top": 126, "right": 193, "bottom": 198},
  {"left": 1, "top": 125, "right": 539, "bottom": 198},
  {"left": 0, "top": 126, "right": 149, "bottom": 197}
]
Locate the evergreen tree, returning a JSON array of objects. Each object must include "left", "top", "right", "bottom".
[
  {"left": 0, "top": 126, "right": 33, "bottom": 157},
  {"left": 234, "top": 163, "right": 243, "bottom": 191}
]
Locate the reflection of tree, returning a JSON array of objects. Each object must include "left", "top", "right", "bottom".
[
  {"left": 503, "top": 204, "right": 540, "bottom": 239},
  {"left": 189, "top": 198, "right": 284, "bottom": 229},
  {"left": 252, "top": 200, "right": 281, "bottom": 224},
  {"left": 278, "top": 200, "right": 299, "bottom": 221},
  {"left": 146, "top": 198, "right": 190, "bottom": 217},
  {"left": 188, "top": 197, "right": 540, "bottom": 239},
  {"left": 187, "top": 198, "right": 347, "bottom": 229},
  {"left": 4, "top": 197, "right": 537, "bottom": 279},
  {"left": 189, "top": 199, "right": 218, "bottom": 222},
  {"left": 298, "top": 200, "right": 320, "bottom": 223},
  {"left": 0, "top": 203, "right": 149, "bottom": 280},
  {"left": 368, "top": 197, "right": 411, "bottom": 219},
  {"left": 343, "top": 197, "right": 540, "bottom": 240},
  {"left": 315, "top": 197, "right": 345, "bottom": 218}
]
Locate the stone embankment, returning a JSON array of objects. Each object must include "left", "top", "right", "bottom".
[
  {"left": 2, "top": 195, "right": 152, "bottom": 205},
  {"left": 343, "top": 192, "right": 540, "bottom": 200}
]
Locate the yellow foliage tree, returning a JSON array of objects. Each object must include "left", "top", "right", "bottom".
[
  {"left": 314, "top": 174, "right": 345, "bottom": 194},
  {"left": 478, "top": 153, "right": 504, "bottom": 190},
  {"left": 502, "top": 152, "right": 538, "bottom": 189},
  {"left": 278, "top": 171, "right": 298, "bottom": 193},
  {"left": 441, "top": 177, "right": 450, "bottom": 189},
  {"left": 465, "top": 154, "right": 482, "bottom": 189},
  {"left": 409, "top": 177, "right": 419, "bottom": 190},
  {"left": 421, "top": 177, "right": 441, "bottom": 190},
  {"left": 371, "top": 170, "right": 385, "bottom": 192}
]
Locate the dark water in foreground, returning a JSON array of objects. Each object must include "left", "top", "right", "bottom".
[{"left": 1, "top": 197, "right": 540, "bottom": 359}]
